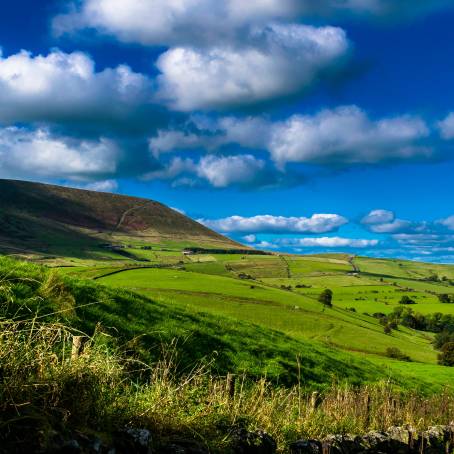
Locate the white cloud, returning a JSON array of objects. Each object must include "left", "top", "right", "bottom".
[
  {"left": 393, "top": 234, "right": 454, "bottom": 245},
  {"left": 366, "top": 219, "right": 417, "bottom": 234},
  {"left": 196, "top": 154, "right": 266, "bottom": 188},
  {"left": 143, "top": 157, "right": 197, "bottom": 181},
  {"left": 361, "top": 209, "right": 431, "bottom": 234},
  {"left": 84, "top": 179, "right": 118, "bottom": 192},
  {"left": 199, "top": 213, "right": 348, "bottom": 233},
  {"left": 156, "top": 24, "right": 349, "bottom": 111},
  {"left": 0, "top": 127, "right": 119, "bottom": 180},
  {"left": 149, "top": 131, "right": 215, "bottom": 158},
  {"left": 438, "top": 113, "right": 454, "bottom": 140},
  {"left": 143, "top": 154, "right": 268, "bottom": 188},
  {"left": 281, "top": 237, "right": 379, "bottom": 248},
  {"left": 54, "top": 0, "right": 296, "bottom": 46},
  {"left": 149, "top": 116, "right": 271, "bottom": 157},
  {"left": 54, "top": 0, "right": 449, "bottom": 46},
  {"left": 361, "top": 209, "right": 395, "bottom": 225},
  {"left": 269, "top": 106, "right": 430, "bottom": 167},
  {"left": 0, "top": 48, "right": 153, "bottom": 127},
  {"left": 242, "top": 234, "right": 257, "bottom": 243},
  {"left": 439, "top": 215, "right": 454, "bottom": 231}
]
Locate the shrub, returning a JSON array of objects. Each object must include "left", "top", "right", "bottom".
[
  {"left": 385, "top": 347, "right": 411, "bottom": 362},
  {"left": 399, "top": 295, "right": 416, "bottom": 305},
  {"left": 318, "top": 289, "right": 333, "bottom": 308},
  {"left": 434, "top": 331, "right": 454, "bottom": 350},
  {"left": 438, "top": 294, "right": 454, "bottom": 304},
  {"left": 438, "top": 342, "right": 454, "bottom": 367}
]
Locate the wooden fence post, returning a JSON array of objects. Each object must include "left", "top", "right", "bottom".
[
  {"left": 71, "top": 336, "right": 85, "bottom": 360},
  {"left": 226, "top": 373, "right": 236, "bottom": 400}
]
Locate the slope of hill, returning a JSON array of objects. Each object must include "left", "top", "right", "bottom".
[
  {"left": 3, "top": 256, "right": 454, "bottom": 454},
  {"left": 0, "top": 179, "right": 240, "bottom": 258}
]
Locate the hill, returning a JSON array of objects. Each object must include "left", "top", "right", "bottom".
[{"left": 0, "top": 179, "right": 240, "bottom": 259}]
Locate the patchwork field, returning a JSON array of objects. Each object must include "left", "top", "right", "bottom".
[{"left": 53, "top": 250, "right": 454, "bottom": 389}]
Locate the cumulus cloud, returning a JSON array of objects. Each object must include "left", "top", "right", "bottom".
[
  {"left": 438, "top": 113, "right": 454, "bottom": 140},
  {"left": 156, "top": 24, "right": 349, "bottom": 111},
  {"left": 269, "top": 106, "right": 430, "bottom": 167},
  {"left": 143, "top": 154, "right": 271, "bottom": 188},
  {"left": 84, "top": 179, "right": 118, "bottom": 192},
  {"left": 360, "top": 209, "right": 429, "bottom": 234},
  {"left": 149, "top": 116, "right": 271, "bottom": 157},
  {"left": 199, "top": 213, "right": 348, "bottom": 233},
  {"left": 280, "top": 237, "right": 379, "bottom": 248},
  {"left": 242, "top": 234, "right": 257, "bottom": 243},
  {"left": 361, "top": 209, "right": 395, "bottom": 225},
  {"left": 195, "top": 154, "right": 266, "bottom": 188},
  {"left": 54, "top": 0, "right": 450, "bottom": 46},
  {"left": 0, "top": 48, "right": 156, "bottom": 131},
  {"left": 0, "top": 127, "right": 119, "bottom": 181}
]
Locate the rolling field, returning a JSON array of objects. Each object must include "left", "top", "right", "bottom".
[{"left": 74, "top": 252, "right": 454, "bottom": 388}]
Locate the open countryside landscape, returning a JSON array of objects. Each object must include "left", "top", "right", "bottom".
[
  {"left": 2, "top": 181, "right": 454, "bottom": 452},
  {"left": 3, "top": 1, "right": 454, "bottom": 453}
]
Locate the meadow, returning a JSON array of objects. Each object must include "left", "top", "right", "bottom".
[
  {"left": 2, "top": 254, "right": 454, "bottom": 452},
  {"left": 55, "top": 246, "right": 454, "bottom": 388},
  {"left": 3, "top": 236, "right": 454, "bottom": 453}
]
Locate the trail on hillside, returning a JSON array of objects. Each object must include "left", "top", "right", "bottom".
[{"left": 110, "top": 201, "right": 155, "bottom": 235}]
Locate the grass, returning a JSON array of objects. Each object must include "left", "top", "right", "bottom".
[
  {"left": 2, "top": 317, "right": 454, "bottom": 453},
  {"left": 2, "top": 253, "right": 454, "bottom": 451},
  {"left": 97, "top": 268, "right": 441, "bottom": 365},
  {"left": 0, "top": 256, "right": 390, "bottom": 387}
]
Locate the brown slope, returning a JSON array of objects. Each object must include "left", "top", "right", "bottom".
[{"left": 0, "top": 179, "right": 240, "bottom": 255}]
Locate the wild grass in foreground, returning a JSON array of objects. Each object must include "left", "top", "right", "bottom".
[{"left": 1, "top": 319, "right": 454, "bottom": 453}]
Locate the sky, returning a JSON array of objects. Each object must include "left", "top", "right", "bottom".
[{"left": 1, "top": 0, "right": 454, "bottom": 262}]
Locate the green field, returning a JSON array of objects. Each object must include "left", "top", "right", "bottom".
[{"left": 55, "top": 252, "right": 452, "bottom": 389}]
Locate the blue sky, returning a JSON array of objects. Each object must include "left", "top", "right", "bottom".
[{"left": 1, "top": 0, "right": 454, "bottom": 261}]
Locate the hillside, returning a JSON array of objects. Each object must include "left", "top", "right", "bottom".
[
  {"left": 2, "top": 183, "right": 454, "bottom": 451},
  {"left": 0, "top": 179, "right": 240, "bottom": 259},
  {"left": 2, "top": 256, "right": 454, "bottom": 453}
]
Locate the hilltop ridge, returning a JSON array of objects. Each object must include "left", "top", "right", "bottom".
[{"left": 0, "top": 179, "right": 240, "bottom": 258}]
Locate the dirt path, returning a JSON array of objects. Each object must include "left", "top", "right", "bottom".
[{"left": 110, "top": 202, "right": 155, "bottom": 235}]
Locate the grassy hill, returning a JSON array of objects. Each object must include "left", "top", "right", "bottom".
[
  {"left": 2, "top": 256, "right": 454, "bottom": 453},
  {"left": 0, "top": 179, "right": 240, "bottom": 259}
]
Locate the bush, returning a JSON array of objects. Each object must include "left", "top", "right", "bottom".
[
  {"left": 385, "top": 347, "right": 411, "bottom": 362},
  {"left": 399, "top": 295, "right": 416, "bottom": 305},
  {"left": 438, "top": 342, "right": 454, "bottom": 367},
  {"left": 434, "top": 331, "right": 454, "bottom": 350},
  {"left": 438, "top": 294, "right": 454, "bottom": 304},
  {"left": 318, "top": 289, "right": 333, "bottom": 307}
]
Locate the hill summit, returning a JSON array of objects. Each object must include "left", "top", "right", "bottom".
[{"left": 0, "top": 179, "right": 239, "bottom": 258}]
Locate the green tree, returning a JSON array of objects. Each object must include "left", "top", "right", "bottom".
[
  {"left": 399, "top": 295, "right": 416, "bottom": 305},
  {"left": 438, "top": 294, "right": 453, "bottom": 304},
  {"left": 318, "top": 289, "right": 333, "bottom": 308},
  {"left": 438, "top": 342, "right": 454, "bottom": 367}
]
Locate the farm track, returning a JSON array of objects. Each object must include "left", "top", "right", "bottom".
[{"left": 92, "top": 263, "right": 180, "bottom": 280}]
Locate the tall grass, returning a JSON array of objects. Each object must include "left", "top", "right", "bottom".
[{"left": 1, "top": 317, "right": 454, "bottom": 452}]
